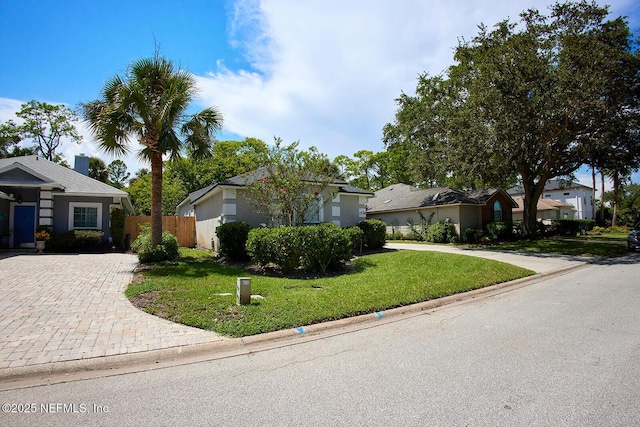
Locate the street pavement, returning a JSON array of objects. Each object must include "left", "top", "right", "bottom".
[{"left": 0, "top": 245, "right": 589, "bottom": 385}]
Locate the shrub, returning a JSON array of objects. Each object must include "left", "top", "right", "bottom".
[
  {"left": 246, "top": 227, "right": 302, "bottom": 273},
  {"left": 358, "top": 219, "right": 387, "bottom": 249},
  {"left": 462, "top": 227, "right": 483, "bottom": 244},
  {"left": 246, "top": 224, "right": 353, "bottom": 274},
  {"left": 551, "top": 218, "right": 586, "bottom": 236},
  {"left": 346, "top": 226, "right": 364, "bottom": 254},
  {"left": 110, "top": 206, "right": 126, "bottom": 248},
  {"left": 131, "top": 230, "right": 179, "bottom": 263},
  {"left": 485, "top": 221, "right": 513, "bottom": 241},
  {"left": 299, "top": 223, "right": 352, "bottom": 273},
  {"left": 387, "top": 232, "right": 404, "bottom": 241},
  {"left": 216, "top": 221, "right": 253, "bottom": 261},
  {"left": 47, "top": 229, "right": 105, "bottom": 252},
  {"left": 426, "top": 221, "right": 458, "bottom": 243}
]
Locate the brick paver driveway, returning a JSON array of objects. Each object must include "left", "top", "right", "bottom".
[{"left": 0, "top": 253, "right": 222, "bottom": 369}]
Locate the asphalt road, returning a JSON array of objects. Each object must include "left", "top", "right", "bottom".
[{"left": 1, "top": 254, "right": 639, "bottom": 426}]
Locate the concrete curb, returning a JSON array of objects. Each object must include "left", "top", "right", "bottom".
[{"left": 0, "top": 261, "right": 589, "bottom": 390}]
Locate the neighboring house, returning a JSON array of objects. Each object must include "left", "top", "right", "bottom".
[
  {"left": 511, "top": 196, "right": 576, "bottom": 223},
  {"left": 366, "top": 183, "right": 517, "bottom": 236},
  {"left": 508, "top": 179, "right": 594, "bottom": 220},
  {"left": 0, "top": 155, "right": 134, "bottom": 249},
  {"left": 186, "top": 168, "right": 372, "bottom": 250}
]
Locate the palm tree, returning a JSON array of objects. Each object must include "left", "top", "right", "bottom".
[{"left": 83, "top": 54, "right": 223, "bottom": 246}]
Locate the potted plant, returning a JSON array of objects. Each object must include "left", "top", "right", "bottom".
[{"left": 34, "top": 229, "right": 50, "bottom": 253}]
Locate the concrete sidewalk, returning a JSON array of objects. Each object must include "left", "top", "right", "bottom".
[
  {"left": 0, "top": 246, "right": 589, "bottom": 387},
  {"left": 385, "top": 242, "right": 589, "bottom": 274}
]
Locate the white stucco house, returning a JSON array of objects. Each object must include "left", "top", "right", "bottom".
[{"left": 508, "top": 179, "right": 594, "bottom": 220}]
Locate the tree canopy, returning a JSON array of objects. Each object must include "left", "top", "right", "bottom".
[
  {"left": 243, "top": 138, "right": 338, "bottom": 227},
  {"left": 0, "top": 100, "right": 82, "bottom": 160},
  {"left": 83, "top": 54, "right": 223, "bottom": 246},
  {"left": 383, "top": 1, "right": 640, "bottom": 235}
]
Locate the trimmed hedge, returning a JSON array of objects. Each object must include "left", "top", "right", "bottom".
[
  {"left": 552, "top": 219, "right": 596, "bottom": 236},
  {"left": 358, "top": 219, "right": 386, "bottom": 249},
  {"left": 246, "top": 223, "right": 352, "bottom": 273},
  {"left": 47, "top": 229, "right": 105, "bottom": 252},
  {"left": 216, "top": 221, "right": 253, "bottom": 261}
]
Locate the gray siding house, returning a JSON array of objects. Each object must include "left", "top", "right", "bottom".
[
  {"left": 179, "top": 168, "right": 372, "bottom": 250},
  {"left": 0, "top": 155, "right": 133, "bottom": 249}
]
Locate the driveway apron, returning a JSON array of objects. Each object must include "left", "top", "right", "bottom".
[{"left": 0, "top": 253, "right": 222, "bottom": 369}]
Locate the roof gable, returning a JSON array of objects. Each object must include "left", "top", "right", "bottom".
[
  {"left": 0, "top": 155, "right": 128, "bottom": 197},
  {"left": 0, "top": 162, "right": 60, "bottom": 187},
  {"left": 367, "top": 184, "right": 515, "bottom": 213},
  {"left": 190, "top": 168, "right": 371, "bottom": 205}
]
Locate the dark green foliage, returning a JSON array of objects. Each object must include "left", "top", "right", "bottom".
[
  {"left": 216, "top": 222, "right": 253, "bottom": 261},
  {"left": 387, "top": 232, "right": 405, "bottom": 241},
  {"left": 426, "top": 221, "right": 458, "bottom": 243},
  {"left": 462, "top": 228, "right": 483, "bottom": 243},
  {"left": 408, "top": 211, "right": 435, "bottom": 241},
  {"left": 358, "top": 219, "right": 387, "bottom": 249},
  {"left": 131, "top": 230, "right": 179, "bottom": 263},
  {"left": 246, "top": 227, "right": 302, "bottom": 273},
  {"left": 485, "top": 221, "right": 513, "bottom": 241},
  {"left": 109, "top": 206, "right": 126, "bottom": 248},
  {"left": 552, "top": 219, "right": 596, "bottom": 236},
  {"left": 345, "top": 226, "right": 364, "bottom": 253},
  {"left": 47, "top": 230, "right": 105, "bottom": 252},
  {"left": 246, "top": 224, "right": 353, "bottom": 274},
  {"left": 300, "top": 223, "right": 352, "bottom": 273}
]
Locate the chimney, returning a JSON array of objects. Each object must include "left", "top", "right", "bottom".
[{"left": 74, "top": 154, "right": 89, "bottom": 176}]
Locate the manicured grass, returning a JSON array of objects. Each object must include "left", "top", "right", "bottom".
[
  {"left": 127, "top": 248, "right": 533, "bottom": 337},
  {"left": 580, "top": 233, "right": 629, "bottom": 241},
  {"left": 491, "top": 237, "right": 629, "bottom": 257}
]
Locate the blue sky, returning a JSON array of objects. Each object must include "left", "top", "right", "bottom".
[{"left": 1, "top": 0, "right": 639, "bottom": 187}]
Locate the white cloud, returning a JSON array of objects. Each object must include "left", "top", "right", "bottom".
[
  {"left": 0, "top": 97, "right": 146, "bottom": 174},
  {"left": 194, "top": 0, "right": 639, "bottom": 159}
]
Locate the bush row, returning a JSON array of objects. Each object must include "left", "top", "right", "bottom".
[
  {"left": 245, "top": 223, "right": 352, "bottom": 273},
  {"left": 215, "top": 219, "right": 387, "bottom": 273},
  {"left": 46, "top": 229, "right": 106, "bottom": 252}
]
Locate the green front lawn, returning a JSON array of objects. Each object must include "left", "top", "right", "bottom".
[{"left": 127, "top": 249, "right": 533, "bottom": 337}]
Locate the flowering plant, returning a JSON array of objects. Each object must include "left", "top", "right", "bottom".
[{"left": 35, "top": 230, "right": 50, "bottom": 241}]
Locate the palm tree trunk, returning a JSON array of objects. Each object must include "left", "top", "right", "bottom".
[
  {"left": 591, "top": 166, "right": 596, "bottom": 220},
  {"left": 150, "top": 151, "right": 163, "bottom": 246},
  {"left": 600, "top": 171, "right": 605, "bottom": 223}
]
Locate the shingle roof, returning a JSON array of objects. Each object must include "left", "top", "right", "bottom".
[
  {"left": 512, "top": 196, "right": 576, "bottom": 213},
  {"left": 190, "top": 168, "right": 371, "bottom": 204},
  {"left": 0, "top": 155, "right": 129, "bottom": 197},
  {"left": 508, "top": 178, "right": 592, "bottom": 195},
  {"left": 367, "top": 183, "right": 511, "bottom": 213}
]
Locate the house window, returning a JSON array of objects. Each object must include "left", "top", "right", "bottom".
[
  {"left": 544, "top": 194, "right": 552, "bottom": 198},
  {"left": 303, "top": 197, "right": 323, "bottom": 224},
  {"left": 493, "top": 201, "right": 502, "bottom": 221},
  {"left": 563, "top": 192, "right": 570, "bottom": 196},
  {"left": 69, "top": 202, "right": 102, "bottom": 230}
]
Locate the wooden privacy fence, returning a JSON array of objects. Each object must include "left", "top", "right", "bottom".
[{"left": 124, "top": 216, "right": 196, "bottom": 248}]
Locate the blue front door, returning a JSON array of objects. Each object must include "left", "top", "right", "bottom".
[{"left": 14, "top": 205, "right": 36, "bottom": 246}]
